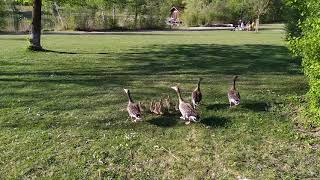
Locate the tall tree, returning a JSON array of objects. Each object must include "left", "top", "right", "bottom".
[
  {"left": 29, "top": 0, "right": 43, "bottom": 50},
  {"left": 15, "top": 0, "right": 43, "bottom": 50},
  {"left": 20, "top": 0, "right": 85, "bottom": 50},
  {"left": 250, "top": 0, "right": 270, "bottom": 32},
  {"left": 126, "top": 0, "right": 145, "bottom": 28},
  {"left": 0, "top": 1, "right": 6, "bottom": 29}
]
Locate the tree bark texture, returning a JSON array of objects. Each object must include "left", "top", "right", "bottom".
[
  {"left": 29, "top": 0, "right": 42, "bottom": 51},
  {"left": 256, "top": 15, "right": 260, "bottom": 32}
]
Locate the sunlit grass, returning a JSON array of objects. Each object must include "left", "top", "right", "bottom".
[{"left": 0, "top": 29, "right": 319, "bottom": 179}]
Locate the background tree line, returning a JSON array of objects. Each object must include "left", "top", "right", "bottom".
[
  {"left": 0, "top": 0, "right": 285, "bottom": 32},
  {"left": 182, "top": 0, "right": 285, "bottom": 27}
]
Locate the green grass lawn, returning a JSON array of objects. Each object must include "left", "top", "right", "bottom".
[{"left": 0, "top": 29, "right": 319, "bottom": 179}]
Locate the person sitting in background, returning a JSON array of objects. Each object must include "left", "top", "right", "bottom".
[
  {"left": 236, "top": 19, "right": 242, "bottom": 30},
  {"left": 251, "top": 21, "right": 255, "bottom": 31},
  {"left": 246, "top": 21, "right": 252, "bottom": 31},
  {"left": 240, "top": 21, "right": 245, "bottom": 30}
]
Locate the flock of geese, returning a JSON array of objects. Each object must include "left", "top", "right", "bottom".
[{"left": 123, "top": 76, "right": 241, "bottom": 125}]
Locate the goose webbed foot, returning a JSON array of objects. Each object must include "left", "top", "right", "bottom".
[
  {"left": 129, "top": 116, "right": 139, "bottom": 122},
  {"left": 135, "top": 116, "right": 142, "bottom": 122},
  {"left": 188, "top": 116, "right": 199, "bottom": 123},
  {"left": 185, "top": 121, "right": 191, "bottom": 125},
  {"left": 190, "top": 117, "right": 197, "bottom": 122}
]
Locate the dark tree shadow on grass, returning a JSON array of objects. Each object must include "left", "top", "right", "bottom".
[
  {"left": 0, "top": 37, "right": 27, "bottom": 41},
  {"left": 200, "top": 116, "right": 230, "bottom": 128},
  {"left": 206, "top": 102, "right": 270, "bottom": 112},
  {"left": 0, "top": 42, "right": 307, "bottom": 131},
  {"left": 206, "top": 103, "right": 229, "bottom": 111},
  {"left": 242, "top": 102, "right": 270, "bottom": 112},
  {"left": 15, "top": 43, "right": 303, "bottom": 76},
  {"left": 42, "top": 49, "right": 109, "bottom": 55},
  {"left": 115, "top": 44, "right": 302, "bottom": 76},
  {"left": 148, "top": 113, "right": 180, "bottom": 127},
  {"left": 1, "top": 43, "right": 303, "bottom": 82}
]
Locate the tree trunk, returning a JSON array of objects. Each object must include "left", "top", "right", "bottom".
[
  {"left": 11, "top": 3, "right": 19, "bottom": 32},
  {"left": 255, "top": 15, "right": 260, "bottom": 32},
  {"left": 134, "top": 0, "right": 138, "bottom": 29},
  {"left": 54, "top": 2, "right": 65, "bottom": 30},
  {"left": 112, "top": 4, "right": 115, "bottom": 24},
  {"left": 101, "top": 11, "right": 105, "bottom": 25},
  {"left": 29, "top": 0, "right": 42, "bottom": 51}
]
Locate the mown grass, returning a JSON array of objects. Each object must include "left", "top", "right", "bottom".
[{"left": 0, "top": 29, "right": 319, "bottom": 179}]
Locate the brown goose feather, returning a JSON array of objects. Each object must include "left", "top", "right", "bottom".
[
  {"left": 227, "top": 76, "right": 241, "bottom": 107},
  {"left": 124, "top": 89, "right": 142, "bottom": 121}
]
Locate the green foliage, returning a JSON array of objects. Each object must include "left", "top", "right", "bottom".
[
  {"left": 0, "top": 0, "right": 6, "bottom": 29},
  {"left": 182, "top": 0, "right": 236, "bottom": 26},
  {"left": 263, "top": 0, "right": 286, "bottom": 23},
  {"left": 182, "top": 0, "right": 203, "bottom": 26},
  {"left": 182, "top": 0, "right": 277, "bottom": 26},
  {"left": 287, "top": 0, "right": 320, "bottom": 125},
  {"left": 4, "top": 0, "right": 285, "bottom": 31},
  {"left": 284, "top": 5, "right": 302, "bottom": 39},
  {"left": 39, "top": 0, "right": 178, "bottom": 30}
]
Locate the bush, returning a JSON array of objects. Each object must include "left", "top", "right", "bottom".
[
  {"left": 0, "top": 1, "right": 6, "bottom": 29},
  {"left": 182, "top": 0, "right": 205, "bottom": 27},
  {"left": 287, "top": 0, "right": 320, "bottom": 125},
  {"left": 284, "top": 5, "right": 302, "bottom": 39},
  {"left": 182, "top": 0, "right": 263, "bottom": 26}
]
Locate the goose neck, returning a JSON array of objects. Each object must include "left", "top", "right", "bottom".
[
  {"left": 176, "top": 89, "right": 184, "bottom": 102},
  {"left": 232, "top": 79, "right": 236, "bottom": 90},
  {"left": 126, "top": 91, "right": 134, "bottom": 103}
]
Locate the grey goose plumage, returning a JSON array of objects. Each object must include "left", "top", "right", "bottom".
[
  {"left": 124, "top": 88, "right": 142, "bottom": 122},
  {"left": 171, "top": 86, "right": 199, "bottom": 124},
  {"left": 227, "top": 76, "right": 241, "bottom": 107}
]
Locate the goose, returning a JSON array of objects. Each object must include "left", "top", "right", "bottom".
[
  {"left": 164, "top": 95, "right": 176, "bottom": 113},
  {"left": 138, "top": 101, "right": 145, "bottom": 112},
  {"left": 228, "top": 76, "right": 241, "bottom": 107},
  {"left": 154, "top": 99, "right": 164, "bottom": 115},
  {"left": 149, "top": 100, "right": 155, "bottom": 113},
  {"left": 150, "top": 99, "right": 164, "bottom": 115},
  {"left": 175, "top": 103, "right": 179, "bottom": 111},
  {"left": 192, "top": 77, "right": 203, "bottom": 109},
  {"left": 164, "top": 96, "right": 171, "bottom": 113},
  {"left": 123, "top": 89, "right": 142, "bottom": 122},
  {"left": 171, "top": 86, "right": 199, "bottom": 124}
]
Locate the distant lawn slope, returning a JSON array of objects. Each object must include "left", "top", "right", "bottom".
[{"left": 0, "top": 29, "right": 319, "bottom": 179}]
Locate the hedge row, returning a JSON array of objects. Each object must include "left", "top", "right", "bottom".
[{"left": 286, "top": 0, "right": 320, "bottom": 125}]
